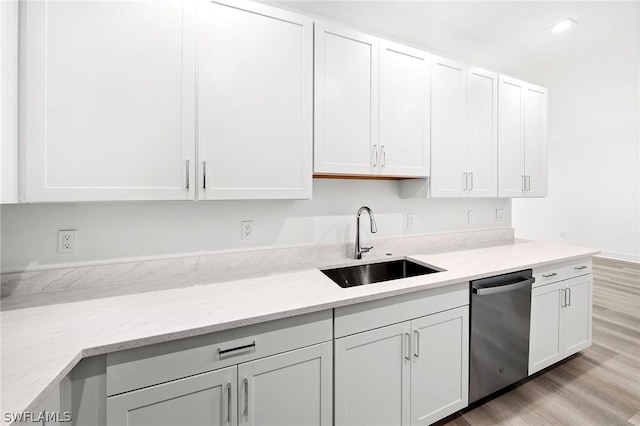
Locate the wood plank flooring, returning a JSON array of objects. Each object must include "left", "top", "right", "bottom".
[{"left": 441, "top": 257, "right": 640, "bottom": 426}]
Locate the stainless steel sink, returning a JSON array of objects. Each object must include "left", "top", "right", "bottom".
[{"left": 321, "top": 259, "right": 442, "bottom": 288}]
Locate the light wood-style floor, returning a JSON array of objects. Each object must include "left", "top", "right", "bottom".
[{"left": 442, "top": 257, "right": 640, "bottom": 426}]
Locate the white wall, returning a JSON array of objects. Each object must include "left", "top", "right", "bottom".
[
  {"left": 0, "top": 180, "right": 511, "bottom": 272},
  {"left": 511, "top": 3, "right": 640, "bottom": 262}
]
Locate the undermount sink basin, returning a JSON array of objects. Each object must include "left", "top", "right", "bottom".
[{"left": 321, "top": 259, "right": 442, "bottom": 288}]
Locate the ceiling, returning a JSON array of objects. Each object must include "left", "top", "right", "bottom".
[{"left": 273, "top": 1, "right": 639, "bottom": 84}]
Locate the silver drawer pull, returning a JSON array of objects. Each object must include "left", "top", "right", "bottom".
[
  {"left": 243, "top": 378, "right": 249, "bottom": 417},
  {"left": 185, "top": 159, "right": 190, "bottom": 189},
  {"left": 218, "top": 341, "right": 256, "bottom": 358},
  {"left": 574, "top": 265, "right": 587, "bottom": 271},
  {"left": 542, "top": 273, "right": 558, "bottom": 278},
  {"left": 404, "top": 333, "right": 411, "bottom": 361},
  {"left": 226, "top": 383, "right": 231, "bottom": 424}
]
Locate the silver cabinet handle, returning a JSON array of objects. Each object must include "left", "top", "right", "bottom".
[
  {"left": 469, "top": 172, "right": 473, "bottom": 191},
  {"left": 243, "top": 378, "right": 249, "bottom": 417},
  {"left": 218, "top": 341, "right": 256, "bottom": 359},
  {"left": 574, "top": 265, "right": 587, "bottom": 271},
  {"left": 202, "top": 160, "right": 207, "bottom": 189},
  {"left": 372, "top": 145, "right": 378, "bottom": 167},
  {"left": 228, "top": 383, "right": 233, "bottom": 424},
  {"left": 404, "top": 332, "right": 411, "bottom": 361},
  {"left": 381, "top": 145, "right": 386, "bottom": 167},
  {"left": 526, "top": 175, "right": 531, "bottom": 191},
  {"left": 561, "top": 289, "right": 566, "bottom": 307},
  {"left": 185, "top": 159, "right": 190, "bottom": 189},
  {"left": 567, "top": 288, "right": 572, "bottom": 307},
  {"left": 414, "top": 330, "right": 420, "bottom": 358},
  {"left": 543, "top": 273, "right": 558, "bottom": 278},
  {"left": 463, "top": 172, "right": 468, "bottom": 191}
]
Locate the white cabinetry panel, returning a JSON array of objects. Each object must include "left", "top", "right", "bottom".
[
  {"left": 334, "top": 322, "right": 410, "bottom": 426},
  {"left": 379, "top": 40, "right": 430, "bottom": 177},
  {"left": 466, "top": 67, "right": 498, "bottom": 197},
  {"left": 430, "top": 55, "right": 466, "bottom": 197},
  {"left": 411, "top": 307, "right": 469, "bottom": 425},
  {"left": 21, "top": 0, "right": 196, "bottom": 201},
  {"left": 239, "top": 342, "right": 332, "bottom": 426},
  {"left": 529, "top": 275, "right": 592, "bottom": 374},
  {"left": 498, "top": 75, "right": 547, "bottom": 198},
  {"left": 108, "top": 366, "right": 237, "bottom": 426},
  {"left": 314, "top": 22, "right": 378, "bottom": 175},
  {"left": 198, "top": 0, "right": 312, "bottom": 200}
]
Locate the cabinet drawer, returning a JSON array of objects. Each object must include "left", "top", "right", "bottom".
[
  {"left": 533, "top": 258, "right": 592, "bottom": 287},
  {"left": 107, "top": 310, "right": 331, "bottom": 396},
  {"left": 334, "top": 282, "right": 468, "bottom": 338}
]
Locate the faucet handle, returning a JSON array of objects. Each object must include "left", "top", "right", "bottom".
[{"left": 361, "top": 246, "right": 373, "bottom": 253}]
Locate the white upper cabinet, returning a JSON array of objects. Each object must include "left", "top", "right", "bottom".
[
  {"left": 430, "top": 56, "right": 466, "bottom": 197},
  {"left": 378, "top": 40, "right": 430, "bottom": 177},
  {"left": 314, "top": 22, "right": 378, "bottom": 176},
  {"left": 20, "top": 0, "right": 197, "bottom": 201},
  {"left": 524, "top": 84, "right": 548, "bottom": 197},
  {"left": 466, "top": 67, "right": 498, "bottom": 197},
  {"left": 498, "top": 75, "right": 548, "bottom": 197},
  {"left": 430, "top": 56, "right": 498, "bottom": 198},
  {"left": 198, "top": 0, "right": 313, "bottom": 200},
  {"left": 1, "top": 0, "right": 19, "bottom": 204}
]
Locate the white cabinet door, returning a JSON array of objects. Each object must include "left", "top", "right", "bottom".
[
  {"left": 378, "top": 40, "right": 430, "bottom": 177},
  {"left": 107, "top": 366, "right": 237, "bottom": 426},
  {"left": 562, "top": 276, "right": 592, "bottom": 356},
  {"left": 529, "top": 281, "right": 563, "bottom": 374},
  {"left": 466, "top": 67, "right": 498, "bottom": 197},
  {"left": 21, "top": 0, "right": 196, "bottom": 201},
  {"left": 524, "top": 84, "right": 548, "bottom": 197},
  {"left": 411, "top": 306, "right": 469, "bottom": 425},
  {"left": 498, "top": 75, "right": 548, "bottom": 198},
  {"left": 529, "top": 276, "right": 592, "bottom": 375},
  {"left": 334, "top": 322, "right": 411, "bottom": 426},
  {"left": 238, "top": 342, "right": 332, "bottom": 426},
  {"left": 430, "top": 55, "right": 466, "bottom": 197},
  {"left": 198, "top": 0, "right": 312, "bottom": 200},
  {"left": 1, "top": 0, "right": 19, "bottom": 203},
  {"left": 498, "top": 75, "right": 526, "bottom": 198},
  {"left": 314, "top": 22, "right": 378, "bottom": 175}
]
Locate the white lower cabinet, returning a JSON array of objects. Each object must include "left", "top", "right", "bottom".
[
  {"left": 238, "top": 343, "right": 332, "bottom": 426},
  {"left": 108, "top": 343, "right": 332, "bottom": 426},
  {"left": 335, "top": 306, "right": 469, "bottom": 426},
  {"left": 108, "top": 366, "right": 236, "bottom": 426},
  {"left": 529, "top": 275, "right": 592, "bottom": 374},
  {"left": 106, "top": 311, "right": 333, "bottom": 426}
]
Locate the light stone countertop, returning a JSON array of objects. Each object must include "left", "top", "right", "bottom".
[{"left": 0, "top": 239, "right": 598, "bottom": 425}]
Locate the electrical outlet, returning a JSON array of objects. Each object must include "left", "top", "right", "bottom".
[
  {"left": 496, "top": 209, "right": 504, "bottom": 221},
  {"left": 57, "top": 230, "right": 77, "bottom": 254},
  {"left": 467, "top": 211, "right": 474, "bottom": 224},
  {"left": 241, "top": 221, "right": 253, "bottom": 240},
  {"left": 407, "top": 213, "right": 416, "bottom": 228}
]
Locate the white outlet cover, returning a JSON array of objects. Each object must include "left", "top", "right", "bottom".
[
  {"left": 407, "top": 213, "right": 416, "bottom": 228},
  {"left": 467, "top": 211, "right": 474, "bottom": 224},
  {"left": 241, "top": 221, "right": 253, "bottom": 240},
  {"left": 58, "top": 230, "right": 77, "bottom": 254},
  {"left": 496, "top": 209, "right": 505, "bottom": 220}
]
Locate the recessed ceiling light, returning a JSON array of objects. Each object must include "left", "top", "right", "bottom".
[{"left": 548, "top": 18, "right": 578, "bottom": 33}]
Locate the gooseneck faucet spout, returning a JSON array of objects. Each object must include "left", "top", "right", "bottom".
[{"left": 355, "top": 206, "right": 377, "bottom": 259}]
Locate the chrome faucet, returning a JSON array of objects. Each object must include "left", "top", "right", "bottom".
[{"left": 354, "top": 206, "right": 377, "bottom": 259}]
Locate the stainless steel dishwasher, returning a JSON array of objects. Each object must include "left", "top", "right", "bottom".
[{"left": 469, "top": 269, "right": 534, "bottom": 403}]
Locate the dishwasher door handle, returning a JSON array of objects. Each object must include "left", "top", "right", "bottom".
[{"left": 472, "top": 277, "right": 535, "bottom": 296}]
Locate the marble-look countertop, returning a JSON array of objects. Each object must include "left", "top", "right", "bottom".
[{"left": 0, "top": 240, "right": 598, "bottom": 425}]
